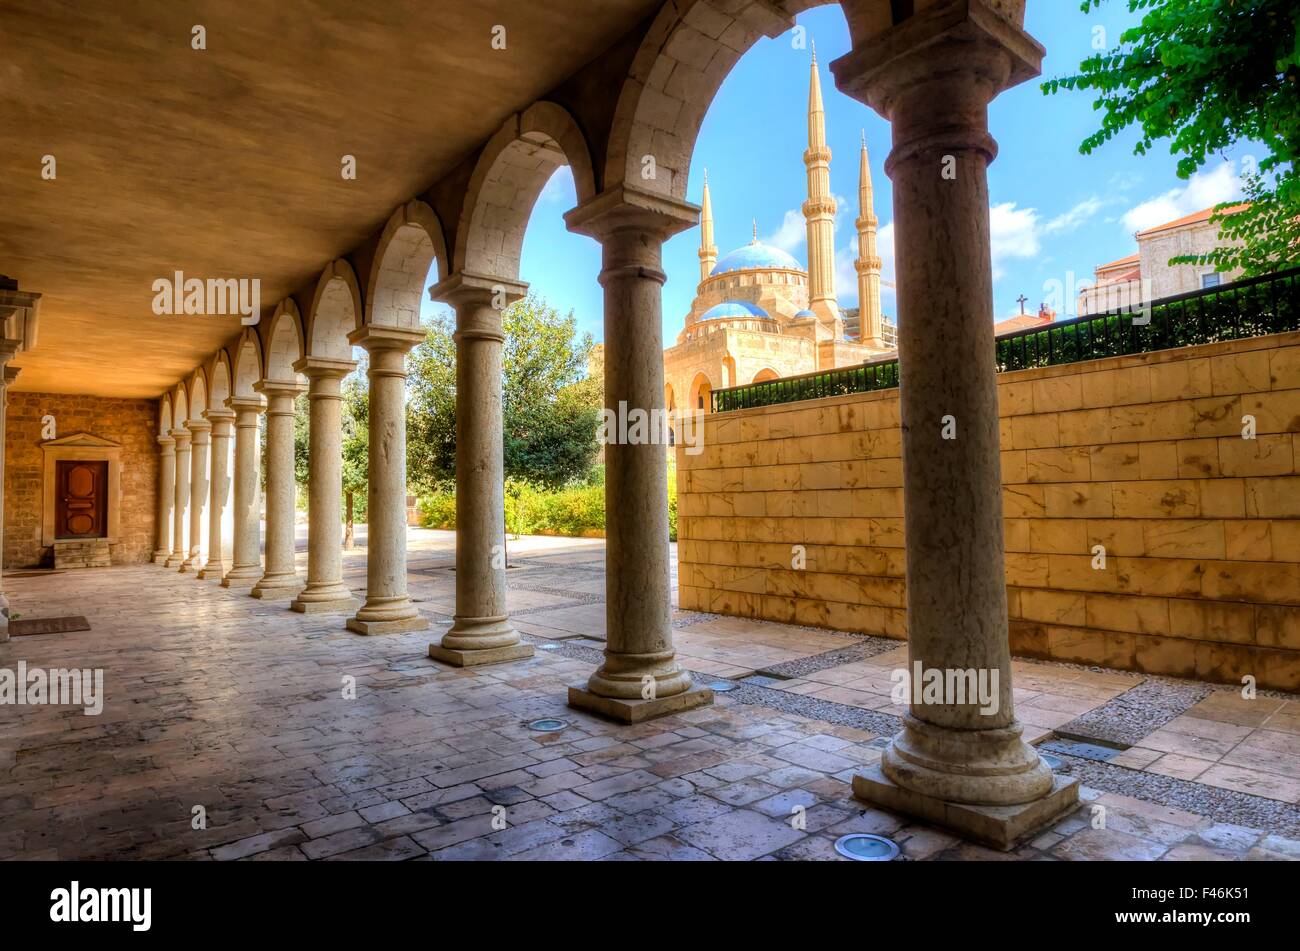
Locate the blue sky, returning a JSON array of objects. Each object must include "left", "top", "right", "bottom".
[{"left": 424, "top": 2, "right": 1251, "bottom": 340}]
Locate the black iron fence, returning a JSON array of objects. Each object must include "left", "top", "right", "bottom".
[{"left": 711, "top": 266, "right": 1300, "bottom": 414}]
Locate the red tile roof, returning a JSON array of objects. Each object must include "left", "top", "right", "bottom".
[{"left": 1136, "top": 203, "right": 1249, "bottom": 238}]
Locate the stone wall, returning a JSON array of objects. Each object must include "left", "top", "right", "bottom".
[
  {"left": 677, "top": 332, "right": 1300, "bottom": 690},
  {"left": 5, "top": 392, "right": 159, "bottom": 568}
]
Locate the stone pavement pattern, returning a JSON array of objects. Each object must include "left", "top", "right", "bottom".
[{"left": 1, "top": 531, "right": 1297, "bottom": 861}]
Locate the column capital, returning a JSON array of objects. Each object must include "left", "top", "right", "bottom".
[
  {"left": 347, "top": 324, "right": 426, "bottom": 355},
  {"left": 292, "top": 355, "right": 356, "bottom": 381},
  {"left": 564, "top": 184, "right": 699, "bottom": 243},
  {"left": 428, "top": 271, "right": 528, "bottom": 310},
  {"left": 830, "top": 0, "right": 1043, "bottom": 129},
  {"left": 157, "top": 434, "right": 175, "bottom": 450},
  {"left": 253, "top": 379, "right": 305, "bottom": 401},
  {"left": 3, "top": 365, "right": 20, "bottom": 386},
  {"left": 184, "top": 417, "right": 212, "bottom": 434},
  {"left": 226, "top": 395, "right": 266, "bottom": 414},
  {"left": 169, "top": 427, "right": 192, "bottom": 445},
  {"left": 202, "top": 407, "right": 236, "bottom": 424}
]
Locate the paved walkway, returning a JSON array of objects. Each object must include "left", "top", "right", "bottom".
[{"left": 1, "top": 530, "right": 1297, "bottom": 861}]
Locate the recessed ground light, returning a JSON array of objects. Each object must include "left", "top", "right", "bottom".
[
  {"left": 834, "top": 833, "right": 900, "bottom": 861},
  {"left": 1040, "top": 752, "right": 1064, "bottom": 770},
  {"left": 709, "top": 680, "right": 738, "bottom": 693},
  {"left": 537, "top": 643, "right": 562, "bottom": 651},
  {"left": 526, "top": 718, "right": 568, "bottom": 733}
]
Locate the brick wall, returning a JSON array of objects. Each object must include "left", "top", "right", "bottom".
[
  {"left": 5, "top": 393, "right": 159, "bottom": 568},
  {"left": 677, "top": 331, "right": 1300, "bottom": 690}
]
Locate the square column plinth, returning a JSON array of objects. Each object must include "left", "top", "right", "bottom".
[
  {"left": 852, "top": 764, "right": 1080, "bottom": 851},
  {"left": 567, "top": 682, "right": 714, "bottom": 724},
  {"left": 428, "top": 641, "right": 534, "bottom": 667}
]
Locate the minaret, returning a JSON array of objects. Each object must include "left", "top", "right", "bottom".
[
  {"left": 855, "top": 131, "right": 884, "bottom": 348},
  {"left": 698, "top": 169, "right": 717, "bottom": 283},
  {"left": 802, "top": 43, "right": 838, "bottom": 327}
]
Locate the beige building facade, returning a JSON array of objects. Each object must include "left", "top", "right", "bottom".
[
  {"left": 664, "top": 53, "right": 896, "bottom": 416},
  {"left": 1078, "top": 205, "right": 1247, "bottom": 317}
]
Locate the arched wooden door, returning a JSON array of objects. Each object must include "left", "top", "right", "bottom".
[{"left": 55, "top": 460, "right": 108, "bottom": 539}]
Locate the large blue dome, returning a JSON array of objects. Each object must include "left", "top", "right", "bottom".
[
  {"left": 711, "top": 241, "right": 802, "bottom": 275},
  {"left": 699, "top": 300, "right": 769, "bottom": 321}
]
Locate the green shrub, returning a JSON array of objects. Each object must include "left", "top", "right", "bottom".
[{"left": 415, "top": 460, "right": 679, "bottom": 541}]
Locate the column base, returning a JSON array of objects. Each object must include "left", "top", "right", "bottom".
[
  {"left": 348, "top": 615, "right": 429, "bottom": 636},
  {"left": 152, "top": 551, "right": 170, "bottom": 565},
  {"left": 250, "top": 577, "right": 304, "bottom": 600},
  {"left": 196, "top": 564, "right": 227, "bottom": 580},
  {"left": 852, "top": 762, "right": 1080, "bottom": 851},
  {"left": 291, "top": 595, "right": 361, "bottom": 615},
  {"left": 221, "top": 567, "right": 262, "bottom": 589},
  {"left": 428, "top": 640, "right": 534, "bottom": 668},
  {"left": 164, "top": 554, "right": 184, "bottom": 568},
  {"left": 177, "top": 559, "right": 199, "bottom": 574},
  {"left": 567, "top": 681, "right": 713, "bottom": 724}
]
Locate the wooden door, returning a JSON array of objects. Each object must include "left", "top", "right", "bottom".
[{"left": 54, "top": 460, "right": 108, "bottom": 539}]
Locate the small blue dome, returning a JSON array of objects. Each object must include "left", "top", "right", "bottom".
[
  {"left": 699, "top": 300, "right": 769, "bottom": 321},
  {"left": 794, "top": 309, "right": 816, "bottom": 318},
  {"left": 711, "top": 241, "right": 802, "bottom": 275}
]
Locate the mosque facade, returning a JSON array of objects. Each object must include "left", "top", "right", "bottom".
[{"left": 663, "top": 51, "right": 897, "bottom": 416}]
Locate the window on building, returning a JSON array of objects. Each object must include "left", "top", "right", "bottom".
[{"left": 1201, "top": 272, "right": 1222, "bottom": 288}]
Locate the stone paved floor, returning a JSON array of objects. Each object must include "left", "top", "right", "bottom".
[{"left": 1, "top": 530, "right": 1297, "bottom": 861}]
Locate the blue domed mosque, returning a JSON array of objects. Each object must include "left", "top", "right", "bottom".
[{"left": 663, "top": 50, "right": 896, "bottom": 415}]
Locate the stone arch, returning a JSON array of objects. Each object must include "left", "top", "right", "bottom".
[
  {"left": 664, "top": 382, "right": 676, "bottom": 413},
  {"left": 604, "top": 0, "right": 904, "bottom": 199},
  {"left": 689, "top": 372, "right": 713, "bottom": 412},
  {"left": 264, "top": 300, "right": 306, "bottom": 383},
  {"left": 366, "top": 200, "right": 448, "bottom": 330},
  {"left": 159, "top": 395, "right": 172, "bottom": 437},
  {"left": 232, "top": 328, "right": 263, "bottom": 399},
  {"left": 171, "top": 386, "right": 189, "bottom": 431},
  {"left": 209, "top": 350, "right": 232, "bottom": 408},
  {"left": 305, "top": 259, "right": 363, "bottom": 360},
  {"left": 753, "top": 367, "right": 779, "bottom": 383},
  {"left": 187, "top": 368, "right": 209, "bottom": 422},
  {"left": 454, "top": 101, "right": 597, "bottom": 279}
]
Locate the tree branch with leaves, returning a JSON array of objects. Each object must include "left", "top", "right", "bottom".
[{"left": 1043, "top": 0, "right": 1300, "bottom": 275}]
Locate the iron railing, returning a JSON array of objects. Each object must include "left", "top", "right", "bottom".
[{"left": 712, "top": 266, "right": 1300, "bottom": 413}]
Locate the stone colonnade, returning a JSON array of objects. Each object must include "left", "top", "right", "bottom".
[{"left": 131, "top": 1, "right": 1067, "bottom": 848}]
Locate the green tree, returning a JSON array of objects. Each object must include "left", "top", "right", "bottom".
[
  {"left": 1043, "top": 0, "right": 1300, "bottom": 275},
  {"left": 340, "top": 370, "right": 369, "bottom": 547},
  {"left": 406, "top": 293, "right": 601, "bottom": 491}
]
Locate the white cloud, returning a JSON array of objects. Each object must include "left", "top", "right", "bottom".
[
  {"left": 989, "top": 202, "right": 1041, "bottom": 279},
  {"left": 762, "top": 208, "right": 806, "bottom": 252},
  {"left": 536, "top": 165, "right": 574, "bottom": 205},
  {"left": 1120, "top": 161, "right": 1241, "bottom": 234},
  {"left": 1044, "top": 196, "right": 1106, "bottom": 235}
]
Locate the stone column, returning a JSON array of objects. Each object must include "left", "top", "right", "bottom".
[
  {"left": 427, "top": 273, "right": 532, "bottom": 666},
  {"left": 289, "top": 358, "right": 359, "bottom": 615},
  {"left": 564, "top": 186, "right": 713, "bottom": 722},
  {"left": 180, "top": 418, "right": 210, "bottom": 572},
  {"left": 222, "top": 396, "right": 265, "bottom": 588},
  {"left": 830, "top": 0, "right": 1075, "bottom": 848},
  {"left": 347, "top": 326, "right": 428, "bottom": 635},
  {"left": 167, "top": 428, "right": 191, "bottom": 567},
  {"left": 153, "top": 434, "right": 176, "bottom": 564},
  {"left": 250, "top": 381, "right": 304, "bottom": 599},
  {"left": 0, "top": 356, "right": 17, "bottom": 642},
  {"left": 198, "top": 407, "right": 235, "bottom": 579}
]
